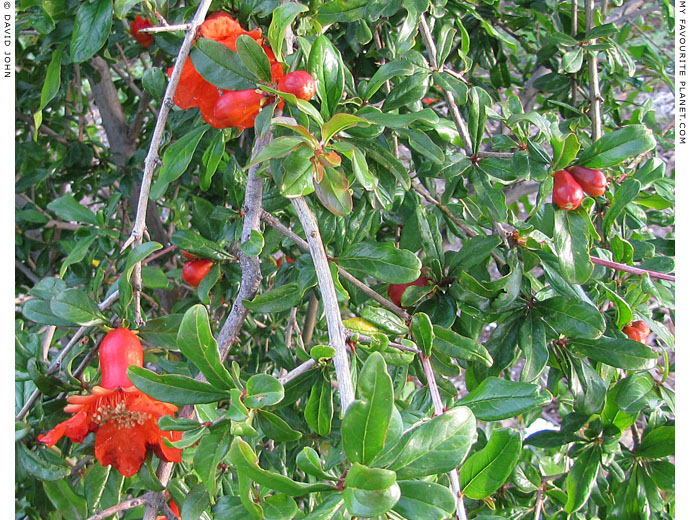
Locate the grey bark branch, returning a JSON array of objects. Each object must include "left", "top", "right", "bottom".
[
  {"left": 585, "top": 0, "right": 603, "bottom": 141},
  {"left": 291, "top": 197, "right": 355, "bottom": 410}
]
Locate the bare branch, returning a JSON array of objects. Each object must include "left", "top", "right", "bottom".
[
  {"left": 585, "top": 0, "right": 603, "bottom": 140},
  {"left": 291, "top": 197, "right": 355, "bottom": 409},
  {"left": 590, "top": 256, "right": 675, "bottom": 281},
  {"left": 15, "top": 259, "right": 40, "bottom": 284},
  {"left": 139, "top": 23, "right": 193, "bottom": 34},
  {"left": 302, "top": 291, "right": 319, "bottom": 345},
  {"left": 279, "top": 359, "right": 318, "bottom": 384},
  {"left": 86, "top": 493, "right": 156, "bottom": 520}
]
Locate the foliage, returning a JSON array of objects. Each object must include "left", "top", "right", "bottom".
[{"left": 16, "top": 0, "right": 674, "bottom": 519}]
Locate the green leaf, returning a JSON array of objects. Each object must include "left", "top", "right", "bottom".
[
  {"left": 257, "top": 410, "right": 302, "bottom": 442},
  {"left": 565, "top": 446, "right": 601, "bottom": 513},
  {"left": 50, "top": 288, "right": 107, "bottom": 326},
  {"left": 230, "top": 438, "right": 335, "bottom": 496},
  {"left": 151, "top": 126, "right": 208, "bottom": 200},
  {"left": 42, "top": 479, "right": 87, "bottom": 520},
  {"left": 243, "top": 283, "right": 302, "bottom": 313},
  {"left": 33, "top": 46, "right": 63, "bottom": 138},
  {"left": 245, "top": 374, "right": 284, "bottom": 408},
  {"left": 305, "top": 378, "right": 333, "bottom": 436},
  {"left": 384, "top": 407, "right": 476, "bottom": 479},
  {"left": 267, "top": 2, "right": 309, "bottom": 62},
  {"left": 170, "top": 229, "right": 234, "bottom": 261},
  {"left": 138, "top": 314, "right": 184, "bottom": 350},
  {"left": 553, "top": 207, "right": 594, "bottom": 284},
  {"left": 470, "top": 167, "right": 507, "bottom": 221},
  {"left": 537, "top": 296, "right": 605, "bottom": 339},
  {"left": 433, "top": 71, "right": 469, "bottom": 106},
  {"left": 337, "top": 242, "right": 421, "bottom": 283},
  {"left": 576, "top": 125, "right": 656, "bottom": 168},
  {"left": 181, "top": 484, "right": 211, "bottom": 520},
  {"left": 177, "top": 305, "right": 234, "bottom": 390},
  {"left": 84, "top": 464, "right": 110, "bottom": 511},
  {"left": 280, "top": 141, "right": 314, "bottom": 197},
  {"left": 551, "top": 133, "right": 581, "bottom": 173},
  {"left": 200, "top": 131, "right": 225, "bottom": 191},
  {"left": 562, "top": 47, "right": 584, "bottom": 73},
  {"left": 433, "top": 325, "right": 493, "bottom": 366},
  {"left": 59, "top": 233, "right": 97, "bottom": 278},
  {"left": 410, "top": 313, "right": 434, "bottom": 357},
  {"left": 364, "top": 60, "right": 415, "bottom": 100},
  {"left": 461, "top": 428, "right": 522, "bottom": 499},
  {"left": 635, "top": 426, "right": 675, "bottom": 458},
  {"left": 457, "top": 377, "right": 552, "bottom": 421},
  {"left": 47, "top": 194, "right": 98, "bottom": 225},
  {"left": 308, "top": 35, "right": 345, "bottom": 118},
  {"left": 194, "top": 423, "right": 231, "bottom": 496},
  {"left": 128, "top": 366, "right": 231, "bottom": 405},
  {"left": 313, "top": 166, "right": 353, "bottom": 216},
  {"left": 236, "top": 34, "right": 272, "bottom": 82},
  {"left": 70, "top": 0, "right": 112, "bottom": 62},
  {"left": 262, "top": 494, "right": 298, "bottom": 520},
  {"left": 191, "top": 38, "right": 256, "bottom": 90},
  {"left": 296, "top": 447, "right": 337, "bottom": 481},
  {"left": 569, "top": 337, "right": 657, "bottom": 370},
  {"left": 240, "top": 230, "right": 264, "bottom": 257},
  {"left": 22, "top": 300, "right": 75, "bottom": 327},
  {"left": 393, "top": 480, "right": 456, "bottom": 520},
  {"left": 519, "top": 314, "right": 548, "bottom": 382},
  {"left": 468, "top": 87, "right": 492, "bottom": 154},
  {"left": 360, "top": 108, "right": 440, "bottom": 128},
  {"left": 248, "top": 136, "right": 310, "bottom": 167},
  {"left": 343, "top": 463, "right": 401, "bottom": 518},
  {"left": 342, "top": 352, "right": 394, "bottom": 464},
  {"left": 615, "top": 373, "right": 657, "bottom": 414},
  {"left": 322, "top": 113, "right": 367, "bottom": 145},
  {"left": 315, "top": 0, "right": 367, "bottom": 24},
  {"left": 602, "top": 179, "right": 641, "bottom": 237},
  {"left": 382, "top": 72, "right": 429, "bottom": 112},
  {"left": 17, "top": 443, "right": 70, "bottom": 481}
]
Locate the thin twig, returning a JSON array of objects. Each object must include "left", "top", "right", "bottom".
[
  {"left": 122, "top": 0, "right": 213, "bottom": 325},
  {"left": 139, "top": 23, "right": 193, "bottom": 34},
  {"left": 286, "top": 306, "right": 298, "bottom": 349},
  {"left": 418, "top": 15, "right": 473, "bottom": 154},
  {"left": 15, "top": 111, "right": 69, "bottom": 145},
  {"left": 16, "top": 290, "right": 120, "bottom": 421},
  {"left": 585, "top": 0, "right": 603, "bottom": 141},
  {"left": 86, "top": 494, "right": 155, "bottom": 520},
  {"left": 15, "top": 259, "right": 40, "bottom": 284},
  {"left": 571, "top": 0, "right": 578, "bottom": 105},
  {"left": 291, "top": 197, "right": 355, "bottom": 410},
  {"left": 420, "top": 354, "right": 467, "bottom": 520},
  {"left": 534, "top": 482, "right": 546, "bottom": 520},
  {"left": 41, "top": 326, "right": 57, "bottom": 362},
  {"left": 590, "top": 256, "right": 675, "bottom": 281},
  {"left": 279, "top": 358, "right": 318, "bottom": 384},
  {"left": 260, "top": 210, "right": 411, "bottom": 321}
]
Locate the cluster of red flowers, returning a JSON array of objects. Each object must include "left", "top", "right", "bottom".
[
  {"left": 39, "top": 328, "right": 183, "bottom": 478},
  {"left": 167, "top": 11, "right": 315, "bottom": 130}
]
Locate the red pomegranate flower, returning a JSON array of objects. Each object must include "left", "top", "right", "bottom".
[
  {"left": 38, "top": 328, "right": 183, "bottom": 478},
  {"left": 130, "top": 16, "right": 154, "bottom": 48}
]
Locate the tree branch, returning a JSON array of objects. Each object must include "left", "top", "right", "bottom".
[
  {"left": 86, "top": 493, "right": 156, "bottom": 520},
  {"left": 302, "top": 291, "right": 319, "bottom": 346},
  {"left": 590, "top": 256, "right": 675, "bottom": 281},
  {"left": 585, "top": 0, "right": 603, "bottom": 140},
  {"left": 291, "top": 197, "right": 355, "bottom": 409},
  {"left": 420, "top": 354, "right": 468, "bottom": 520}
]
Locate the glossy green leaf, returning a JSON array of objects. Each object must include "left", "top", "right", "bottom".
[
  {"left": 337, "top": 242, "right": 421, "bottom": 283},
  {"left": 313, "top": 166, "right": 353, "bottom": 216},
  {"left": 635, "top": 426, "right": 675, "bottom": 458},
  {"left": 200, "top": 131, "right": 225, "bottom": 191},
  {"left": 393, "top": 480, "right": 456, "bottom": 520},
  {"left": 342, "top": 352, "right": 394, "bottom": 464},
  {"left": 322, "top": 113, "right": 367, "bottom": 145},
  {"left": 576, "top": 125, "right": 656, "bottom": 168},
  {"left": 177, "top": 305, "right": 234, "bottom": 390},
  {"left": 615, "top": 373, "right": 657, "bottom": 414},
  {"left": 537, "top": 296, "right": 605, "bottom": 339},
  {"left": 70, "top": 0, "right": 112, "bottom": 62},
  {"left": 296, "top": 447, "right": 337, "bottom": 481},
  {"left": 553, "top": 207, "right": 594, "bottom": 284},
  {"left": 565, "top": 446, "right": 601, "bottom": 513},
  {"left": 50, "top": 288, "right": 107, "bottom": 326},
  {"left": 230, "top": 438, "right": 335, "bottom": 496},
  {"left": 468, "top": 87, "right": 491, "bottom": 154},
  {"left": 151, "top": 126, "right": 208, "bottom": 200},
  {"left": 33, "top": 46, "right": 62, "bottom": 138},
  {"left": 47, "top": 194, "right": 98, "bottom": 225},
  {"left": 410, "top": 313, "right": 434, "bottom": 357},
  {"left": 240, "top": 230, "right": 264, "bottom": 257},
  {"left": 519, "top": 314, "right": 548, "bottom": 382},
  {"left": 551, "top": 133, "right": 580, "bottom": 171},
  {"left": 170, "top": 229, "right": 234, "bottom": 261},
  {"left": 267, "top": 2, "right": 309, "bottom": 62},
  {"left": 457, "top": 377, "right": 552, "bottom": 421},
  {"left": 385, "top": 407, "right": 476, "bottom": 479},
  {"left": 382, "top": 72, "right": 429, "bottom": 112},
  {"left": 308, "top": 35, "right": 345, "bottom": 118},
  {"left": 461, "top": 428, "right": 522, "bottom": 499},
  {"left": 191, "top": 38, "right": 256, "bottom": 90},
  {"left": 17, "top": 443, "right": 70, "bottom": 481},
  {"left": 257, "top": 410, "right": 302, "bottom": 441},
  {"left": 194, "top": 423, "right": 231, "bottom": 495},
  {"left": 569, "top": 337, "right": 657, "bottom": 370},
  {"left": 305, "top": 378, "right": 333, "bottom": 436},
  {"left": 603, "top": 179, "right": 641, "bottom": 237},
  {"left": 42, "top": 479, "right": 87, "bottom": 520},
  {"left": 365, "top": 60, "right": 415, "bottom": 100},
  {"left": 433, "top": 325, "right": 493, "bottom": 366},
  {"left": 245, "top": 374, "right": 284, "bottom": 408},
  {"left": 181, "top": 483, "right": 211, "bottom": 520},
  {"left": 235, "top": 34, "right": 272, "bottom": 82},
  {"left": 280, "top": 145, "right": 314, "bottom": 197},
  {"left": 343, "top": 463, "right": 400, "bottom": 518},
  {"left": 128, "top": 366, "right": 231, "bottom": 405},
  {"left": 243, "top": 283, "right": 302, "bottom": 313}
]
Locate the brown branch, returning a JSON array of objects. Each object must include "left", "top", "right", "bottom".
[
  {"left": 302, "top": 291, "right": 319, "bottom": 345},
  {"left": 15, "top": 259, "right": 40, "bottom": 284},
  {"left": 86, "top": 493, "right": 157, "bottom": 520},
  {"left": 590, "top": 256, "right": 675, "bottom": 281},
  {"left": 585, "top": 0, "right": 603, "bottom": 140},
  {"left": 15, "top": 111, "right": 69, "bottom": 145}
]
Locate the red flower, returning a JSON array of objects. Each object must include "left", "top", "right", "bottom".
[
  {"left": 200, "top": 11, "right": 263, "bottom": 51},
  {"left": 213, "top": 89, "right": 272, "bottom": 130},
  {"left": 130, "top": 16, "right": 154, "bottom": 48},
  {"left": 38, "top": 328, "right": 183, "bottom": 478}
]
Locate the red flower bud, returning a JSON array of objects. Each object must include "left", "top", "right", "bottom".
[
  {"left": 213, "top": 89, "right": 271, "bottom": 129},
  {"left": 553, "top": 170, "right": 585, "bottom": 211},
  {"left": 566, "top": 165, "right": 608, "bottom": 197},
  {"left": 182, "top": 259, "right": 214, "bottom": 287},
  {"left": 99, "top": 328, "right": 144, "bottom": 390},
  {"left": 277, "top": 71, "right": 316, "bottom": 101},
  {"left": 623, "top": 325, "right": 648, "bottom": 344},
  {"left": 387, "top": 276, "right": 430, "bottom": 308},
  {"left": 130, "top": 16, "right": 154, "bottom": 48}
]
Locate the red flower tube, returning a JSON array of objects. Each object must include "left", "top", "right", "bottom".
[
  {"left": 130, "top": 16, "right": 154, "bottom": 48},
  {"left": 38, "top": 328, "right": 183, "bottom": 478}
]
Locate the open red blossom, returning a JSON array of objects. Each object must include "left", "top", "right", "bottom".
[
  {"left": 200, "top": 11, "right": 263, "bottom": 51},
  {"left": 38, "top": 328, "right": 183, "bottom": 478},
  {"left": 130, "top": 16, "right": 154, "bottom": 48}
]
